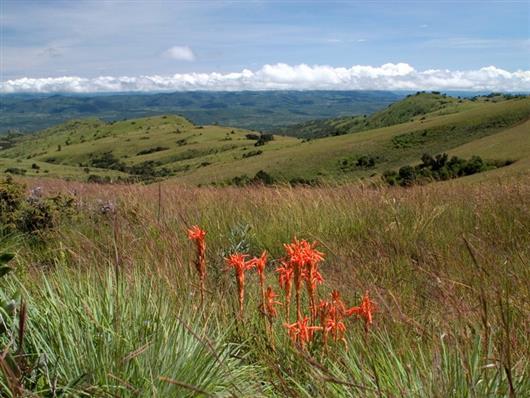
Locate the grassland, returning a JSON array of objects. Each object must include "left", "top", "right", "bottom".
[
  {"left": 1, "top": 93, "right": 529, "bottom": 186},
  {"left": 1, "top": 173, "right": 529, "bottom": 396}
]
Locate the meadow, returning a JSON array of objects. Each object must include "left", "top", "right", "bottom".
[{"left": 1, "top": 173, "right": 529, "bottom": 397}]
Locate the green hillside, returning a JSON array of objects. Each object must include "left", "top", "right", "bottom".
[
  {"left": 1, "top": 94, "right": 529, "bottom": 185},
  {"left": 281, "top": 92, "right": 524, "bottom": 139}
]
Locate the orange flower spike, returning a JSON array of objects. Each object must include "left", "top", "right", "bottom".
[
  {"left": 284, "top": 317, "right": 322, "bottom": 348},
  {"left": 187, "top": 225, "right": 207, "bottom": 304},
  {"left": 283, "top": 238, "right": 325, "bottom": 321},
  {"left": 325, "top": 318, "right": 347, "bottom": 343},
  {"left": 226, "top": 253, "right": 251, "bottom": 318},
  {"left": 249, "top": 251, "right": 268, "bottom": 312},
  {"left": 347, "top": 291, "right": 377, "bottom": 331},
  {"left": 317, "top": 300, "right": 333, "bottom": 346},
  {"left": 250, "top": 251, "right": 268, "bottom": 278},
  {"left": 359, "top": 291, "right": 376, "bottom": 329},
  {"left": 187, "top": 225, "right": 206, "bottom": 241},
  {"left": 331, "top": 290, "right": 347, "bottom": 316},
  {"left": 264, "top": 286, "right": 282, "bottom": 319},
  {"left": 304, "top": 263, "right": 324, "bottom": 322},
  {"left": 276, "top": 262, "right": 294, "bottom": 321}
]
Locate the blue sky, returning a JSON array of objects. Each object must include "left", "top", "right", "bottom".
[{"left": 1, "top": 0, "right": 529, "bottom": 92}]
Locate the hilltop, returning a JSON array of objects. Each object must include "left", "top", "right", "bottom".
[
  {"left": 1, "top": 93, "right": 529, "bottom": 185},
  {"left": 281, "top": 92, "right": 525, "bottom": 138}
]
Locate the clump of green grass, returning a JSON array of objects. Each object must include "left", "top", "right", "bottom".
[{"left": 0, "top": 265, "right": 266, "bottom": 397}]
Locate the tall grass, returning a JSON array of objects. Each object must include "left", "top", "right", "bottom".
[{"left": 1, "top": 175, "right": 529, "bottom": 396}]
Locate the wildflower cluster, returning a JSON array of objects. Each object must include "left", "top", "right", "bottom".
[{"left": 187, "top": 227, "right": 376, "bottom": 349}]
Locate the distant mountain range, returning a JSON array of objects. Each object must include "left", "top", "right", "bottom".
[{"left": 0, "top": 90, "right": 406, "bottom": 134}]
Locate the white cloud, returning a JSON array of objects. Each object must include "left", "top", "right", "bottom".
[
  {"left": 163, "top": 46, "right": 195, "bottom": 61},
  {"left": 1, "top": 63, "right": 529, "bottom": 93}
]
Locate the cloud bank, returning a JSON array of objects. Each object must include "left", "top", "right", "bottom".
[{"left": 1, "top": 63, "right": 529, "bottom": 93}]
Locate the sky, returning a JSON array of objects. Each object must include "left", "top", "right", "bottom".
[{"left": 1, "top": 0, "right": 529, "bottom": 92}]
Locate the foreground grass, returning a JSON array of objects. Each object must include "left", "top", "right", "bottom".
[{"left": 1, "top": 175, "right": 529, "bottom": 396}]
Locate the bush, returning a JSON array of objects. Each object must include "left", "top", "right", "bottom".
[
  {"left": 384, "top": 153, "right": 511, "bottom": 187},
  {"left": 4, "top": 167, "right": 26, "bottom": 175},
  {"left": 255, "top": 134, "right": 274, "bottom": 147},
  {"left": 242, "top": 150, "right": 263, "bottom": 159},
  {"left": 289, "top": 177, "right": 320, "bottom": 186},
  {"left": 0, "top": 178, "right": 76, "bottom": 235},
  {"left": 398, "top": 165, "right": 416, "bottom": 186},
  {"left": 90, "top": 152, "right": 125, "bottom": 171},
  {"left": 136, "top": 146, "right": 169, "bottom": 156},
  {"left": 229, "top": 170, "right": 275, "bottom": 186},
  {"left": 253, "top": 170, "right": 275, "bottom": 185},
  {"left": 356, "top": 155, "right": 376, "bottom": 168},
  {"left": 245, "top": 133, "right": 260, "bottom": 140}
]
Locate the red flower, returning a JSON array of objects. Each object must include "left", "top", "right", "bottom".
[
  {"left": 226, "top": 253, "right": 253, "bottom": 318},
  {"left": 347, "top": 291, "right": 376, "bottom": 331},
  {"left": 264, "top": 286, "right": 282, "bottom": 319},
  {"left": 249, "top": 251, "right": 267, "bottom": 278},
  {"left": 187, "top": 225, "right": 207, "bottom": 304},
  {"left": 318, "top": 291, "right": 351, "bottom": 345},
  {"left": 276, "top": 261, "right": 294, "bottom": 320},
  {"left": 187, "top": 225, "right": 206, "bottom": 241},
  {"left": 249, "top": 251, "right": 268, "bottom": 313},
  {"left": 283, "top": 238, "right": 325, "bottom": 321},
  {"left": 283, "top": 238, "right": 324, "bottom": 268},
  {"left": 284, "top": 317, "right": 322, "bottom": 348}
]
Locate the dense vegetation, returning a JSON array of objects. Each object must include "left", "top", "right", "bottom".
[
  {"left": 0, "top": 175, "right": 528, "bottom": 396},
  {"left": 382, "top": 153, "right": 513, "bottom": 186}
]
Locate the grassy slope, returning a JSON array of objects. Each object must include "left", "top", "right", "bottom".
[
  {"left": 281, "top": 92, "right": 473, "bottom": 138},
  {"left": 281, "top": 93, "right": 528, "bottom": 139},
  {"left": 175, "top": 96, "right": 530, "bottom": 184},
  {"left": 0, "top": 115, "right": 300, "bottom": 179},
  {"left": 447, "top": 118, "right": 530, "bottom": 181},
  {"left": 1, "top": 95, "right": 529, "bottom": 184}
]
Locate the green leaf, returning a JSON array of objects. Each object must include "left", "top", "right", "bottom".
[
  {"left": 0, "top": 252, "right": 15, "bottom": 266},
  {"left": 0, "top": 266, "right": 13, "bottom": 278}
]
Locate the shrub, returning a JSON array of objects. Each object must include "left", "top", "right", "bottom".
[
  {"left": 136, "top": 146, "right": 169, "bottom": 156},
  {"left": 356, "top": 155, "right": 376, "bottom": 168},
  {"left": 0, "top": 178, "right": 76, "bottom": 234},
  {"left": 253, "top": 170, "right": 275, "bottom": 185},
  {"left": 384, "top": 153, "right": 511, "bottom": 187},
  {"left": 255, "top": 134, "right": 274, "bottom": 147},
  {"left": 242, "top": 150, "right": 263, "bottom": 159},
  {"left": 245, "top": 133, "right": 260, "bottom": 140},
  {"left": 4, "top": 167, "right": 26, "bottom": 175},
  {"left": 398, "top": 165, "right": 416, "bottom": 186},
  {"left": 90, "top": 152, "right": 125, "bottom": 171}
]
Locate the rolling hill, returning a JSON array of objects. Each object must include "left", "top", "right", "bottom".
[
  {"left": 1, "top": 93, "right": 529, "bottom": 185},
  {"left": 281, "top": 92, "right": 526, "bottom": 138}
]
